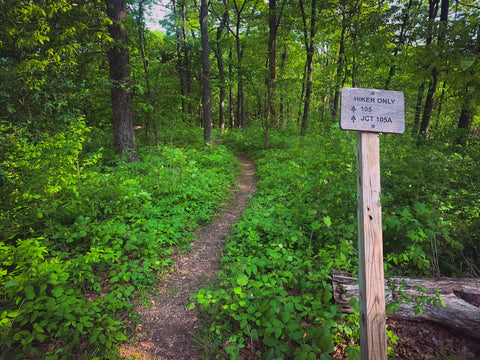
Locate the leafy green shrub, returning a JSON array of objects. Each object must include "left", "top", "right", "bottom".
[
  {"left": 0, "top": 122, "right": 237, "bottom": 359},
  {"left": 381, "top": 135, "right": 480, "bottom": 276},
  {"left": 0, "top": 238, "right": 125, "bottom": 359}
]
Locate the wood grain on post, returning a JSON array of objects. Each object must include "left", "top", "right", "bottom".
[{"left": 356, "top": 132, "right": 387, "bottom": 360}]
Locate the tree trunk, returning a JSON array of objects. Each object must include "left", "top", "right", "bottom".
[
  {"left": 299, "top": 0, "right": 317, "bottom": 136},
  {"left": 331, "top": 14, "right": 346, "bottom": 118},
  {"left": 233, "top": 0, "right": 247, "bottom": 129},
  {"left": 105, "top": 0, "right": 139, "bottom": 162},
  {"left": 456, "top": 92, "right": 475, "bottom": 146},
  {"left": 266, "top": 0, "right": 282, "bottom": 147},
  {"left": 200, "top": 0, "right": 212, "bottom": 144},
  {"left": 214, "top": 11, "right": 228, "bottom": 132},
  {"left": 455, "top": 33, "right": 479, "bottom": 146},
  {"left": 419, "top": 67, "right": 438, "bottom": 138},
  {"left": 136, "top": 0, "right": 159, "bottom": 146},
  {"left": 413, "top": 82, "right": 425, "bottom": 132},
  {"left": 173, "top": 0, "right": 187, "bottom": 117},
  {"left": 332, "top": 272, "right": 480, "bottom": 339},
  {"left": 279, "top": 50, "right": 287, "bottom": 125},
  {"left": 385, "top": 0, "right": 413, "bottom": 90},
  {"left": 419, "top": 0, "right": 448, "bottom": 139},
  {"left": 228, "top": 48, "right": 236, "bottom": 128}
]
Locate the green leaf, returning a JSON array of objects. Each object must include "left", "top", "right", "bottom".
[
  {"left": 114, "top": 332, "right": 127, "bottom": 341},
  {"left": 5, "top": 280, "right": 19, "bottom": 288},
  {"left": 24, "top": 285, "right": 35, "bottom": 300},
  {"left": 323, "top": 216, "right": 332, "bottom": 227},
  {"left": 236, "top": 274, "right": 248, "bottom": 286},
  {"left": 52, "top": 288, "right": 64, "bottom": 298},
  {"left": 263, "top": 336, "right": 279, "bottom": 347}
]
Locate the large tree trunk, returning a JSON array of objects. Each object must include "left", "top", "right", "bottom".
[
  {"left": 200, "top": 0, "right": 212, "bottom": 144},
  {"left": 105, "top": 0, "right": 139, "bottom": 162},
  {"left": 332, "top": 272, "right": 480, "bottom": 339}
]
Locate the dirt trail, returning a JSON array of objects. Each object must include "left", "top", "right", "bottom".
[{"left": 120, "top": 155, "right": 256, "bottom": 360}]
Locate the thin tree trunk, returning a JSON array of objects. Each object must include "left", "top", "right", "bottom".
[
  {"left": 265, "top": 0, "right": 279, "bottom": 148},
  {"left": 278, "top": 50, "right": 287, "bottom": 125},
  {"left": 173, "top": 0, "right": 187, "bottom": 117},
  {"left": 232, "top": 0, "right": 250, "bottom": 129},
  {"left": 419, "top": 0, "right": 448, "bottom": 139},
  {"left": 331, "top": 15, "right": 346, "bottom": 117},
  {"left": 299, "top": 0, "right": 317, "bottom": 136},
  {"left": 228, "top": 47, "right": 235, "bottom": 128},
  {"left": 413, "top": 83, "right": 425, "bottom": 132},
  {"left": 419, "top": 67, "right": 439, "bottom": 138},
  {"left": 181, "top": 0, "right": 192, "bottom": 117},
  {"left": 456, "top": 83, "right": 475, "bottom": 146},
  {"left": 105, "top": 0, "right": 139, "bottom": 162},
  {"left": 385, "top": 0, "right": 414, "bottom": 89},
  {"left": 214, "top": 11, "right": 228, "bottom": 132},
  {"left": 200, "top": 0, "right": 212, "bottom": 144},
  {"left": 136, "top": 0, "right": 159, "bottom": 146}
]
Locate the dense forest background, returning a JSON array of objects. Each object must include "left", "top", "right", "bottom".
[{"left": 1, "top": 0, "right": 479, "bottom": 358}]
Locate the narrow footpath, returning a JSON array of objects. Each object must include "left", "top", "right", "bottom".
[{"left": 120, "top": 155, "right": 257, "bottom": 360}]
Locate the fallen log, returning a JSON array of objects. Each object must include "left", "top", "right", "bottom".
[{"left": 332, "top": 271, "right": 480, "bottom": 339}]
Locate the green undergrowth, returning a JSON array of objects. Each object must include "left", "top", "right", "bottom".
[
  {"left": 0, "top": 121, "right": 237, "bottom": 359},
  {"left": 190, "top": 125, "right": 480, "bottom": 359}
]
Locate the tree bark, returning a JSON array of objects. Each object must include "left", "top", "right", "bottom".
[
  {"left": 332, "top": 272, "right": 480, "bottom": 339},
  {"left": 105, "top": 0, "right": 139, "bottom": 162},
  {"left": 200, "top": 0, "right": 212, "bottom": 144}
]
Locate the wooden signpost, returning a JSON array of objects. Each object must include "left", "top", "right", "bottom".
[{"left": 340, "top": 87, "right": 405, "bottom": 360}]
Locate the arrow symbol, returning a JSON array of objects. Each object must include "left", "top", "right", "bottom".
[
  {"left": 351, "top": 106, "right": 356, "bottom": 113},
  {"left": 351, "top": 115, "right": 356, "bottom": 122}
]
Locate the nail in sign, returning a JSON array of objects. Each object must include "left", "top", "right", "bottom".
[{"left": 340, "top": 87, "right": 405, "bottom": 134}]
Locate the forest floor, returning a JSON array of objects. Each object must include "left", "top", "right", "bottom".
[{"left": 119, "top": 155, "right": 480, "bottom": 360}]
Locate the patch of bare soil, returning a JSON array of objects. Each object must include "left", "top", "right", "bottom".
[{"left": 120, "top": 155, "right": 256, "bottom": 360}]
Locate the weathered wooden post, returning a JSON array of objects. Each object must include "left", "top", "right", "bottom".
[{"left": 340, "top": 87, "right": 405, "bottom": 360}]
